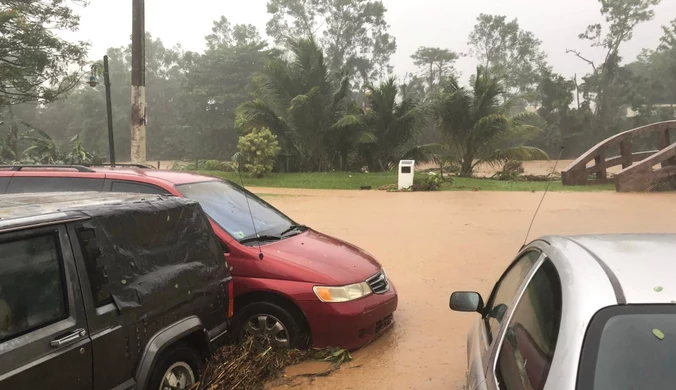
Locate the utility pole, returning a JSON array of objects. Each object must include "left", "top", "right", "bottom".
[{"left": 131, "top": 0, "right": 146, "bottom": 163}]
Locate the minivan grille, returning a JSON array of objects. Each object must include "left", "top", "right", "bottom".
[{"left": 366, "top": 270, "right": 389, "bottom": 294}]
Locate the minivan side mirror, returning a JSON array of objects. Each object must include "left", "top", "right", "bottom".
[{"left": 449, "top": 291, "right": 484, "bottom": 313}]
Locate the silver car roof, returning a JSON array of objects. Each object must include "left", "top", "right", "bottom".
[{"left": 561, "top": 234, "right": 676, "bottom": 304}]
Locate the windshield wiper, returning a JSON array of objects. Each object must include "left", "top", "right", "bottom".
[
  {"left": 280, "top": 224, "right": 308, "bottom": 237},
  {"left": 239, "top": 235, "right": 281, "bottom": 245}
]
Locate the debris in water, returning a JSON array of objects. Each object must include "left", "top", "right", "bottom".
[
  {"left": 653, "top": 329, "right": 665, "bottom": 340},
  {"left": 194, "top": 337, "right": 351, "bottom": 390}
]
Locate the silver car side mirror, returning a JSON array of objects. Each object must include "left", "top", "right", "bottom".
[{"left": 450, "top": 291, "right": 484, "bottom": 313}]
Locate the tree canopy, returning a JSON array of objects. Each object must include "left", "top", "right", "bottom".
[
  {"left": 3, "top": 2, "right": 675, "bottom": 176},
  {"left": 0, "top": 0, "right": 89, "bottom": 107}
]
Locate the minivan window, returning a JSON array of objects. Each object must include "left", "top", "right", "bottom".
[
  {"left": 110, "top": 181, "right": 167, "bottom": 194},
  {"left": 484, "top": 250, "right": 541, "bottom": 343},
  {"left": 6, "top": 177, "right": 104, "bottom": 193},
  {"left": 0, "top": 177, "right": 9, "bottom": 193},
  {"left": 577, "top": 305, "right": 676, "bottom": 390},
  {"left": 0, "top": 234, "right": 68, "bottom": 342},
  {"left": 176, "top": 180, "right": 294, "bottom": 242},
  {"left": 496, "top": 259, "right": 562, "bottom": 390}
]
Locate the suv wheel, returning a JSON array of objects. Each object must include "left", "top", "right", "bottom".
[
  {"left": 234, "top": 301, "right": 307, "bottom": 349},
  {"left": 147, "top": 343, "right": 201, "bottom": 390}
]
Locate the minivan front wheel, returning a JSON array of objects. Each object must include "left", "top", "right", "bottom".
[
  {"left": 234, "top": 302, "right": 306, "bottom": 350},
  {"left": 147, "top": 343, "right": 200, "bottom": 390}
]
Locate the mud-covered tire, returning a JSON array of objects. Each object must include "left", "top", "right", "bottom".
[
  {"left": 233, "top": 301, "right": 308, "bottom": 349},
  {"left": 146, "top": 343, "right": 201, "bottom": 390}
]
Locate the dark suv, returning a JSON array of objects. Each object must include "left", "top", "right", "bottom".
[{"left": 0, "top": 192, "right": 233, "bottom": 390}]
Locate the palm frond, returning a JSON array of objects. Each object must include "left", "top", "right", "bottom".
[
  {"left": 331, "top": 114, "right": 364, "bottom": 131},
  {"left": 400, "top": 143, "right": 446, "bottom": 164},
  {"left": 479, "top": 146, "right": 550, "bottom": 167}
]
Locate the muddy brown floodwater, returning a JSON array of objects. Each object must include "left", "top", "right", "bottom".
[{"left": 252, "top": 188, "right": 676, "bottom": 390}]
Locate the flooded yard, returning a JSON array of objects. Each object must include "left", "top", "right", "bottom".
[{"left": 253, "top": 188, "right": 676, "bottom": 389}]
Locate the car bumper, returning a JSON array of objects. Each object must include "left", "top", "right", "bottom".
[{"left": 299, "top": 282, "right": 398, "bottom": 350}]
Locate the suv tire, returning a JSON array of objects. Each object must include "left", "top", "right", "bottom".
[
  {"left": 234, "top": 301, "right": 307, "bottom": 349},
  {"left": 147, "top": 343, "right": 201, "bottom": 390}
]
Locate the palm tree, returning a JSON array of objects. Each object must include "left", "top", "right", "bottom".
[
  {"left": 332, "top": 77, "right": 430, "bottom": 172},
  {"left": 432, "top": 67, "right": 548, "bottom": 177},
  {"left": 236, "top": 38, "right": 353, "bottom": 171}
]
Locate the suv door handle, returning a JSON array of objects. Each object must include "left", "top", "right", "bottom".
[{"left": 50, "top": 328, "right": 86, "bottom": 348}]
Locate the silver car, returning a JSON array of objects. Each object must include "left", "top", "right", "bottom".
[{"left": 450, "top": 234, "right": 676, "bottom": 390}]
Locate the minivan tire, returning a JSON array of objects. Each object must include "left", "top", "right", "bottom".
[
  {"left": 234, "top": 301, "right": 307, "bottom": 349},
  {"left": 146, "top": 343, "right": 201, "bottom": 390}
]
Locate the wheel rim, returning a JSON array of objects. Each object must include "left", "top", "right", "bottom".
[
  {"left": 159, "top": 361, "right": 195, "bottom": 390},
  {"left": 244, "top": 314, "right": 291, "bottom": 349}
]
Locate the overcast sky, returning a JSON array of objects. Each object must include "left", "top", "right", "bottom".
[{"left": 62, "top": 0, "right": 676, "bottom": 83}]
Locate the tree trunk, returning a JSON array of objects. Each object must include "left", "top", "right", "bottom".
[{"left": 460, "top": 156, "right": 473, "bottom": 177}]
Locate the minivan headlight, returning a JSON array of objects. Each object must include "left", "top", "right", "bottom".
[{"left": 313, "top": 282, "right": 372, "bottom": 303}]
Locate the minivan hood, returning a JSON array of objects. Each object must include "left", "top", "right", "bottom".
[{"left": 262, "top": 229, "right": 381, "bottom": 285}]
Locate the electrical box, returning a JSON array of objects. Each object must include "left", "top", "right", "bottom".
[{"left": 398, "top": 160, "right": 415, "bottom": 190}]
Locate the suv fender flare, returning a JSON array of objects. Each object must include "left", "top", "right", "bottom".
[{"left": 135, "top": 316, "right": 208, "bottom": 390}]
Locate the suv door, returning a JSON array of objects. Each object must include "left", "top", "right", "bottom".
[
  {"left": 491, "top": 258, "right": 563, "bottom": 390},
  {"left": 0, "top": 226, "right": 92, "bottom": 389}
]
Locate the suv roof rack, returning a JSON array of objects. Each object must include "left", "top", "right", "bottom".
[
  {"left": 0, "top": 164, "right": 95, "bottom": 172},
  {"left": 84, "top": 163, "right": 155, "bottom": 169}
]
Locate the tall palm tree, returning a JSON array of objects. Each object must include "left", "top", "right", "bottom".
[
  {"left": 236, "top": 38, "right": 353, "bottom": 171},
  {"left": 432, "top": 67, "right": 548, "bottom": 177},
  {"left": 362, "top": 77, "right": 426, "bottom": 171},
  {"left": 332, "top": 77, "right": 430, "bottom": 172}
]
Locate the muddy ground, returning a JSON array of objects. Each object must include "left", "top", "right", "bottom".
[{"left": 250, "top": 188, "right": 676, "bottom": 389}]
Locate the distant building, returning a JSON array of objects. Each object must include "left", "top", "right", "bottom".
[{"left": 626, "top": 104, "right": 676, "bottom": 118}]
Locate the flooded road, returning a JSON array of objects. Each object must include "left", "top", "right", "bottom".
[{"left": 253, "top": 189, "right": 676, "bottom": 389}]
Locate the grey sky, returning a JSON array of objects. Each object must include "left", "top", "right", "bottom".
[{"left": 64, "top": 0, "right": 676, "bottom": 82}]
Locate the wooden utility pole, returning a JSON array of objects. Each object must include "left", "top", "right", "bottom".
[{"left": 131, "top": 0, "right": 146, "bottom": 163}]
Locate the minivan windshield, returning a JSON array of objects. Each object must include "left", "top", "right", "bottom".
[
  {"left": 577, "top": 305, "right": 676, "bottom": 390},
  {"left": 176, "top": 180, "right": 295, "bottom": 242}
]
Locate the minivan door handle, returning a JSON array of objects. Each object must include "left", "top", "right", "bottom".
[{"left": 50, "top": 328, "right": 87, "bottom": 348}]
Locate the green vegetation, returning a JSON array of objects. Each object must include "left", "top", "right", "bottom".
[
  {"left": 234, "top": 127, "right": 281, "bottom": 178},
  {"left": 197, "top": 170, "right": 614, "bottom": 192},
  {"left": 2, "top": 0, "right": 674, "bottom": 190}
]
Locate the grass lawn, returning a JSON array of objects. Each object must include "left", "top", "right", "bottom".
[{"left": 195, "top": 170, "right": 615, "bottom": 192}]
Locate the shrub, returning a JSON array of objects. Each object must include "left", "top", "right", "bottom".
[
  {"left": 173, "top": 160, "right": 235, "bottom": 171},
  {"left": 411, "top": 174, "right": 443, "bottom": 191},
  {"left": 235, "top": 128, "right": 281, "bottom": 178},
  {"left": 494, "top": 160, "right": 524, "bottom": 181},
  {"left": 201, "top": 159, "right": 235, "bottom": 172}
]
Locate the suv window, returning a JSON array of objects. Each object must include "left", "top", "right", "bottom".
[
  {"left": 496, "top": 259, "right": 562, "bottom": 390},
  {"left": 484, "top": 250, "right": 541, "bottom": 343},
  {"left": 110, "top": 181, "right": 166, "bottom": 195},
  {"left": 0, "top": 177, "right": 9, "bottom": 193},
  {"left": 6, "top": 177, "right": 104, "bottom": 193},
  {"left": 0, "top": 234, "right": 68, "bottom": 342},
  {"left": 578, "top": 305, "right": 676, "bottom": 390}
]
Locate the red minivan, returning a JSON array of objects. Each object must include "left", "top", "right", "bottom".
[{"left": 0, "top": 165, "right": 398, "bottom": 350}]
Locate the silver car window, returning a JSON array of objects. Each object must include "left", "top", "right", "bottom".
[
  {"left": 495, "top": 259, "right": 562, "bottom": 390},
  {"left": 578, "top": 305, "right": 676, "bottom": 390},
  {"left": 484, "top": 250, "right": 541, "bottom": 344}
]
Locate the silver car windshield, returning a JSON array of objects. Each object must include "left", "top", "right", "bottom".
[
  {"left": 578, "top": 306, "right": 676, "bottom": 389},
  {"left": 176, "top": 180, "right": 294, "bottom": 242}
]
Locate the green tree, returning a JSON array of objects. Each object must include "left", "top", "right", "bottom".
[
  {"left": 410, "top": 47, "right": 459, "bottom": 93},
  {"left": 432, "top": 67, "right": 549, "bottom": 177},
  {"left": 358, "top": 78, "right": 425, "bottom": 171},
  {"left": 235, "top": 127, "right": 281, "bottom": 178},
  {"left": 468, "top": 14, "right": 546, "bottom": 99},
  {"left": 568, "top": 0, "right": 662, "bottom": 135},
  {"left": 236, "top": 38, "right": 352, "bottom": 171},
  {"left": 183, "top": 17, "right": 272, "bottom": 160},
  {"left": 265, "top": 0, "right": 396, "bottom": 84},
  {"left": 0, "top": 1, "right": 89, "bottom": 107}
]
